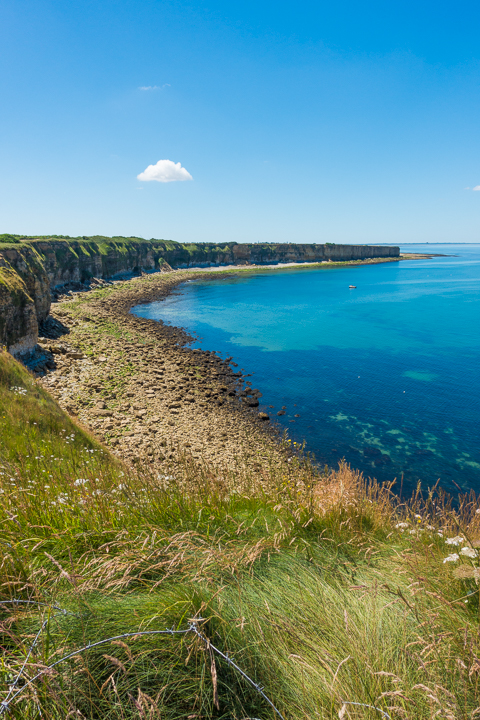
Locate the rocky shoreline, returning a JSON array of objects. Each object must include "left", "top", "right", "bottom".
[
  {"left": 0, "top": 236, "right": 401, "bottom": 354},
  {"left": 29, "top": 254, "right": 432, "bottom": 472},
  {"left": 34, "top": 269, "right": 293, "bottom": 472}
]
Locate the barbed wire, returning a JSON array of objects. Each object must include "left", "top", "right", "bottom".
[
  {"left": 0, "top": 606, "right": 285, "bottom": 719},
  {"left": 0, "top": 601, "right": 80, "bottom": 713},
  {"left": 190, "top": 621, "right": 285, "bottom": 720},
  {"left": 2, "top": 617, "right": 50, "bottom": 710},
  {"left": 0, "top": 602, "right": 392, "bottom": 720},
  {"left": 0, "top": 626, "right": 191, "bottom": 716}
]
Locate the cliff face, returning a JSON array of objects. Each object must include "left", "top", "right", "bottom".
[
  {"left": 0, "top": 237, "right": 399, "bottom": 354},
  {"left": 228, "top": 243, "right": 399, "bottom": 266},
  {"left": 0, "top": 266, "right": 38, "bottom": 355}
]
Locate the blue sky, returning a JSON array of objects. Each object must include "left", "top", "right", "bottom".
[{"left": 1, "top": 0, "right": 479, "bottom": 243}]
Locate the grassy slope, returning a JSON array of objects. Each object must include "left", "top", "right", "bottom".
[{"left": 1, "top": 350, "right": 480, "bottom": 719}]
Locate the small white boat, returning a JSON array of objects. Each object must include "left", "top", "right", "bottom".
[{"left": 349, "top": 285, "right": 357, "bottom": 289}]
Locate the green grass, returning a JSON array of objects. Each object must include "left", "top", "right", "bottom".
[
  {"left": 1, "top": 350, "right": 480, "bottom": 719},
  {"left": 0, "top": 235, "right": 237, "bottom": 252}
]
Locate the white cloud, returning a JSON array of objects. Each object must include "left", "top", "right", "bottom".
[
  {"left": 473, "top": 185, "right": 480, "bottom": 191},
  {"left": 138, "top": 84, "right": 170, "bottom": 91},
  {"left": 137, "top": 159, "right": 193, "bottom": 183}
]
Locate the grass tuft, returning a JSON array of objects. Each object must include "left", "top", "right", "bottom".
[{"left": 1, "top": 350, "right": 480, "bottom": 719}]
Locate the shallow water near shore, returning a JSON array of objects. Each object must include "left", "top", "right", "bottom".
[{"left": 133, "top": 244, "right": 480, "bottom": 496}]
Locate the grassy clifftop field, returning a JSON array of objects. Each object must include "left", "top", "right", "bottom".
[{"left": 1, "top": 349, "right": 480, "bottom": 719}]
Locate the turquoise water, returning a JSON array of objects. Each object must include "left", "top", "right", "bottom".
[{"left": 133, "top": 245, "right": 480, "bottom": 495}]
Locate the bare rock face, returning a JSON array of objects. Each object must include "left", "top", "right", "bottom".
[
  {"left": 0, "top": 265, "right": 38, "bottom": 354},
  {"left": 0, "top": 237, "right": 399, "bottom": 353},
  {"left": 230, "top": 242, "right": 399, "bottom": 265},
  {"left": 1, "top": 246, "right": 51, "bottom": 321}
]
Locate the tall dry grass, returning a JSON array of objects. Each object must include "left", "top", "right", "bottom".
[{"left": 1, "top": 350, "right": 480, "bottom": 719}]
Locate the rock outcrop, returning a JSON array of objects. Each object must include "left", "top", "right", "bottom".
[
  {"left": 0, "top": 266, "right": 38, "bottom": 355},
  {"left": 0, "top": 236, "right": 399, "bottom": 354}
]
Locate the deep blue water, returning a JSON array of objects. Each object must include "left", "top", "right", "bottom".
[{"left": 133, "top": 245, "right": 480, "bottom": 496}]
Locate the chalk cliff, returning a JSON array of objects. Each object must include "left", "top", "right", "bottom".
[{"left": 0, "top": 237, "right": 399, "bottom": 353}]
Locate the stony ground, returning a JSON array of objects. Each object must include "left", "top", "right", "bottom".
[
  {"left": 32, "top": 256, "right": 428, "bottom": 474},
  {"left": 35, "top": 270, "right": 292, "bottom": 474}
]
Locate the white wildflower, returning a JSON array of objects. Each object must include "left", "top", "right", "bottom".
[
  {"left": 460, "top": 547, "right": 478, "bottom": 558},
  {"left": 426, "top": 524, "right": 435, "bottom": 531},
  {"left": 445, "top": 536, "right": 464, "bottom": 546},
  {"left": 74, "top": 478, "right": 88, "bottom": 486},
  {"left": 443, "top": 553, "right": 460, "bottom": 563},
  {"left": 395, "top": 522, "right": 409, "bottom": 529},
  {"left": 476, "top": 509, "right": 480, "bottom": 514}
]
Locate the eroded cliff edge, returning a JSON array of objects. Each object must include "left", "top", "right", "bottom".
[{"left": 0, "top": 236, "right": 399, "bottom": 353}]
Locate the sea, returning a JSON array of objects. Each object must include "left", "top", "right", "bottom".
[{"left": 132, "top": 244, "right": 480, "bottom": 496}]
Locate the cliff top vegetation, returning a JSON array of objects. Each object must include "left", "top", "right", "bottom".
[
  {"left": 0, "top": 234, "right": 331, "bottom": 250},
  {"left": 1, "top": 350, "right": 480, "bottom": 719}
]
